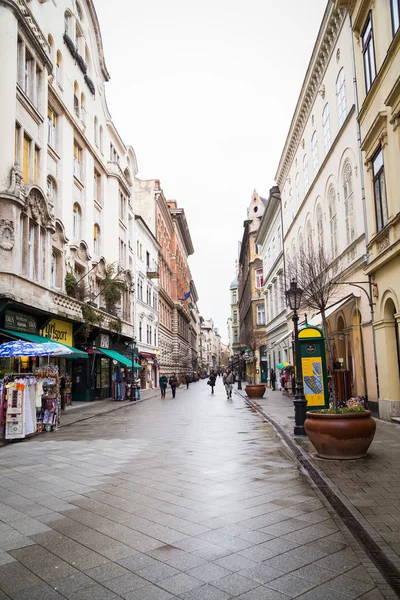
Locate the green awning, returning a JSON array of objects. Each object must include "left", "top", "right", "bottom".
[
  {"left": 0, "top": 329, "right": 88, "bottom": 359},
  {"left": 98, "top": 348, "right": 142, "bottom": 369}
]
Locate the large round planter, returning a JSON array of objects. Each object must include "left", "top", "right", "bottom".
[
  {"left": 245, "top": 384, "right": 266, "bottom": 399},
  {"left": 304, "top": 410, "right": 376, "bottom": 460}
]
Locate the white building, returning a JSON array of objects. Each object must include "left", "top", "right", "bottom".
[
  {"left": 134, "top": 215, "right": 160, "bottom": 389},
  {"left": 0, "top": 0, "right": 138, "bottom": 400},
  {"left": 256, "top": 186, "right": 289, "bottom": 374}
]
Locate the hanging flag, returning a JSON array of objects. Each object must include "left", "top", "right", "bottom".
[
  {"left": 178, "top": 291, "right": 191, "bottom": 301},
  {"left": 189, "top": 301, "right": 195, "bottom": 310}
]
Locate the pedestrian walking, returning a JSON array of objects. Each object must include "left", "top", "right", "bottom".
[
  {"left": 135, "top": 376, "right": 141, "bottom": 400},
  {"left": 223, "top": 368, "right": 234, "bottom": 399},
  {"left": 270, "top": 368, "right": 276, "bottom": 391},
  {"left": 169, "top": 373, "right": 178, "bottom": 398},
  {"left": 208, "top": 372, "right": 216, "bottom": 394},
  {"left": 159, "top": 374, "right": 168, "bottom": 399},
  {"left": 185, "top": 373, "right": 191, "bottom": 389}
]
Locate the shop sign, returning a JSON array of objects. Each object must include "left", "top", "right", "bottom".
[
  {"left": 5, "top": 311, "right": 37, "bottom": 333},
  {"left": 42, "top": 319, "right": 73, "bottom": 346},
  {"left": 99, "top": 334, "right": 110, "bottom": 349}
]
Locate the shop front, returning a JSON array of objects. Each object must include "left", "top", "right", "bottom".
[
  {"left": 96, "top": 335, "right": 142, "bottom": 400},
  {"left": 139, "top": 352, "right": 158, "bottom": 389}
]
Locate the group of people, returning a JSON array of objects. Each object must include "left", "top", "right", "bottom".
[
  {"left": 208, "top": 369, "right": 235, "bottom": 399},
  {"left": 270, "top": 368, "right": 292, "bottom": 393},
  {"left": 158, "top": 373, "right": 192, "bottom": 399}
]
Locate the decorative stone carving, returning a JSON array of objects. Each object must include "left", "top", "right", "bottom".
[
  {"left": 377, "top": 234, "right": 390, "bottom": 253},
  {"left": 0, "top": 220, "right": 15, "bottom": 250},
  {"left": 5, "top": 163, "right": 23, "bottom": 196}
]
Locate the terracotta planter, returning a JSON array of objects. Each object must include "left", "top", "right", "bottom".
[
  {"left": 245, "top": 384, "right": 266, "bottom": 399},
  {"left": 304, "top": 410, "right": 376, "bottom": 460}
]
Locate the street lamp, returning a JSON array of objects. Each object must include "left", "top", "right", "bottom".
[
  {"left": 285, "top": 279, "right": 307, "bottom": 436},
  {"left": 125, "top": 337, "right": 137, "bottom": 402}
]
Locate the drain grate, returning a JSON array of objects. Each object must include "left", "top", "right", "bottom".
[{"left": 243, "top": 395, "right": 400, "bottom": 597}]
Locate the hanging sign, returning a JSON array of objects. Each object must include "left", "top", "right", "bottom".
[
  {"left": 5, "top": 311, "right": 37, "bottom": 333},
  {"left": 42, "top": 319, "right": 73, "bottom": 346}
]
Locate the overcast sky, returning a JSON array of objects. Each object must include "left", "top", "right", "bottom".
[{"left": 95, "top": 0, "right": 326, "bottom": 343}]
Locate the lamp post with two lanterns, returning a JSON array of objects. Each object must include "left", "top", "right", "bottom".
[
  {"left": 285, "top": 279, "right": 307, "bottom": 436},
  {"left": 125, "top": 336, "right": 138, "bottom": 402}
]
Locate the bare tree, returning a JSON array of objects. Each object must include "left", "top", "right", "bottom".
[{"left": 286, "top": 242, "right": 341, "bottom": 409}]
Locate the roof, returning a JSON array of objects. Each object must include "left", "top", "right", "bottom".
[
  {"left": 259, "top": 196, "right": 268, "bottom": 207},
  {"left": 230, "top": 278, "right": 238, "bottom": 290}
]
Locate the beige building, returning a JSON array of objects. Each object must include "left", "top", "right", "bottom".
[
  {"left": 275, "top": 2, "right": 378, "bottom": 410},
  {"left": 333, "top": 0, "right": 400, "bottom": 419}
]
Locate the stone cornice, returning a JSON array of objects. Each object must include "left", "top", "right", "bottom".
[{"left": 275, "top": 4, "right": 346, "bottom": 187}]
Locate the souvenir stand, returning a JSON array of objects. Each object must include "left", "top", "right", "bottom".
[{"left": 1, "top": 366, "right": 61, "bottom": 440}]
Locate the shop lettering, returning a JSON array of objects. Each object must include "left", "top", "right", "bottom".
[{"left": 44, "top": 322, "right": 68, "bottom": 342}]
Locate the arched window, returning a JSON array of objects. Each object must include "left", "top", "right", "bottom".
[
  {"left": 64, "top": 10, "right": 72, "bottom": 36},
  {"left": 85, "top": 44, "right": 91, "bottom": 74},
  {"left": 99, "top": 125, "right": 104, "bottom": 153},
  {"left": 311, "top": 132, "right": 319, "bottom": 174},
  {"left": 75, "top": 24, "right": 82, "bottom": 53},
  {"left": 336, "top": 68, "right": 347, "bottom": 127},
  {"left": 343, "top": 161, "right": 355, "bottom": 245},
  {"left": 76, "top": 0, "right": 83, "bottom": 21},
  {"left": 306, "top": 220, "right": 313, "bottom": 251},
  {"left": 316, "top": 204, "right": 323, "bottom": 248},
  {"left": 303, "top": 154, "right": 309, "bottom": 193},
  {"left": 47, "top": 176, "right": 57, "bottom": 212},
  {"left": 73, "top": 81, "right": 79, "bottom": 116},
  {"left": 93, "top": 223, "right": 100, "bottom": 254},
  {"left": 328, "top": 186, "right": 338, "bottom": 257},
  {"left": 295, "top": 172, "right": 301, "bottom": 207},
  {"left": 322, "top": 104, "right": 331, "bottom": 154},
  {"left": 56, "top": 51, "right": 62, "bottom": 84},
  {"left": 94, "top": 116, "right": 98, "bottom": 146},
  {"left": 48, "top": 34, "right": 54, "bottom": 61},
  {"left": 298, "top": 229, "right": 304, "bottom": 254},
  {"left": 80, "top": 92, "right": 85, "bottom": 121},
  {"left": 73, "top": 202, "right": 81, "bottom": 240}
]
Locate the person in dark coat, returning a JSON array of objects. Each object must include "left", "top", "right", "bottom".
[
  {"left": 208, "top": 372, "right": 216, "bottom": 394},
  {"left": 270, "top": 369, "right": 276, "bottom": 391},
  {"left": 159, "top": 374, "right": 168, "bottom": 398},
  {"left": 169, "top": 373, "right": 178, "bottom": 398}
]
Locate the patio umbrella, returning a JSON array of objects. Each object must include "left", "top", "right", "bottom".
[
  {"left": 0, "top": 340, "right": 73, "bottom": 358},
  {"left": 276, "top": 362, "right": 291, "bottom": 370}
]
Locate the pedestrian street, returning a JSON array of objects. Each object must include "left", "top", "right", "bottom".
[{"left": 0, "top": 382, "right": 389, "bottom": 599}]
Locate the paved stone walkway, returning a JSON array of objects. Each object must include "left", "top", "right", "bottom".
[
  {"left": 237, "top": 385, "right": 400, "bottom": 592},
  {"left": 0, "top": 380, "right": 392, "bottom": 599}
]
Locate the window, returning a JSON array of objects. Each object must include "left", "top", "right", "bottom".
[
  {"left": 56, "top": 51, "right": 62, "bottom": 84},
  {"left": 146, "top": 251, "right": 150, "bottom": 268},
  {"left": 28, "top": 221, "right": 36, "bottom": 280},
  {"left": 47, "top": 176, "right": 57, "bottom": 206},
  {"left": 47, "top": 107, "right": 56, "bottom": 147},
  {"left": 336, "top": 69, "right": 347, "bottom": 127},
  {"left": 94, "top": 116, "right": 98, "bottom": 146},
  {"left": 119, "top": 239, "right": 126, "bottom": 265},
  {"left": 154, "top": 328, "right": 157, "bottom": 347},
  {"left": 328, "top": 186, "right": 338, "bottom": 258},
  {"left": 48, "top": 35, "right": 54, "bottom": 61},
  {"left": 311, "top": 132, "right": 319, "bottom": 174},
  {"left": 322, "top": 104, "right": 331, "bottom": 154},
  {"left": 23, "top": 134, "right": 30, "bottom": 183},
  {"left": 391, "top": 0, "right": 400, "bottom": 35},
  {"left": 73, "top": 81, "right": 79, "bottom": 116},
  {"left": 24, "top": 49, "right": 32, "bottom": 96},
  {"left": 306, "top": 220, "right": 313, "bottom": 251},
  {"left": 73, "top": 202, "right": 81, "bottom": 240},
  {"left": 233, "top": 310, "right": 238, "bottom": 324},
  {"left": 257, "top": 305, "right": 265, "bottom": 325},
  {"left": 232, "top": 291, "right": 237, "bottom": 304},
  {"left": 255, "top": 268, "right": 264, "bottom": 288},
  {"left": 295, "top": 172, "right": 301, "bottom": 207},
  {"left": 372, "top": 148, "right": 388, "bottom": 232},
  {"left": 343, "top": 161, "right": 355, "bottom": 244},
  {"left": 99, "top": 125, "right": 103, "bottom": 153},
  {"left": 64, "top": 10, "right": 71, "bottom": 34},
  {"left": 94, "top": 169, "right": 101, "bottom": 204},
  {"left": 303, "top": 154, "right": 309, "bottom": 194},
  {"left": 119, "top": 192, "right": 126, "bottom": 222},
  {"left": 80, "top": 92, "right": 85, "bottom": 122},
  {"left": 362, "top": 14, "right": 376, "bottom": 93},
  {"left": 317, "top": 204, "right": 323, "bottom": 248},
  {"left": 73, "top": 141, "right": 82, "bottom": 179},
  {"left": 93, "top": 224, "right": 100, "bottom": 254},
  {"left": 51, "top": 252, "right": 57, "bottom": 288}
]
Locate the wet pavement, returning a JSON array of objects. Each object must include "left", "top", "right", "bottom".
[{"left": 0, "top": 380, "right": 392, "bottom": 599}]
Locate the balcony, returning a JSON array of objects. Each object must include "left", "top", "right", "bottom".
[{"left": 147, "top": 269, "right": 159, "bottom": 279}]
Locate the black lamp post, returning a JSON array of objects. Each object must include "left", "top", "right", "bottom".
[
  {"left": 125, "top": 337, "right": 137, "bottom": 402},
  {"left": 285, "top": 279, "right": 307, "bottom": 436}
]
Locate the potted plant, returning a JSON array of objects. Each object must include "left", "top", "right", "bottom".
[{"left": 287, "top": 243, "right": 376, "bottom": 460}]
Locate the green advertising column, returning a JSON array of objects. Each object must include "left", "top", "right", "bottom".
[{"left": 298, "top": 326, "right": 329, "bottom": 410}]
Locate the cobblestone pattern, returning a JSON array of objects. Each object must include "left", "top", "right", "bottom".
[{"left": 0, "top": 380, "right": 390, "bottom": 599}]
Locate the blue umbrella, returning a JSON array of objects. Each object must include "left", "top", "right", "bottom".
[{"left": 0, "top": 340, "right": 73, "bottom": 357}]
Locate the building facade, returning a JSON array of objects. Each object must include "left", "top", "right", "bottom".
[
  {"left": 229, "top": 277, "right": 240, "bottom": 358},
  {"left": 133, "top": 215, "right": 160, "bottom": 389},
  {"left": 275, "top": 2, "right": 377, "bottom": 408},
  {"left": 0, "top": 0, "right": 139, "bottom": 400},
  {"left": 333, "top": 0, "right": 400, "bottom": 419},
  {"left": 256, "top": 187, "right": 289, "bottom": 376},
  {"left": 238, "top": 190, "right": 268, "bottom": 384}
]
